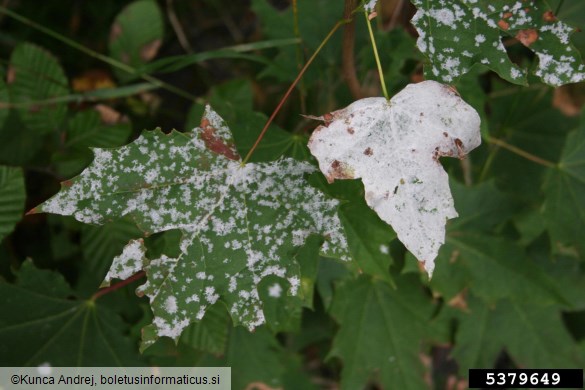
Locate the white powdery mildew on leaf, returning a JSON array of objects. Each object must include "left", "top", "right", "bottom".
[
  {"left": 364, "top": 0, "right": 377, "bottom": 13},
  {"left": 308, "top": 81, "right": 481, "bottom": 276},
  {"left": 411, "top": 0, "right": 585, "bottom": 86},
  {"left": 38, "top": 105, "right": 350, "bottom": 340},
  {"left": 103, "top": 239, "right": 146, "bottom": 286}
]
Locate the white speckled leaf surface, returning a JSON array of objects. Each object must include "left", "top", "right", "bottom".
[
  {"left": 37, "top": 106, "right": 350, "bottom": 343},
  {"left": 412, "top": 0, "right": 585, "bottom": 86},
  {"left": 308, "top": 81, "right": 481, "bottom": 276}
]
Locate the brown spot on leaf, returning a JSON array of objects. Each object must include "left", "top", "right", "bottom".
[
  {"left": 364, "top": 147, "right": 373, "bottom": 156},
  {"left": 553, "top": 84, "right": 585, "bottom": 116},
  {"left": 110, "top": 23, "right": 122, "bottom": 42},
  {"left": 62, "top": 180, "right": 73, "bottom": 187},
  {"left": 322, "top": 113, "right": 334, "bottom": 127},
  {"left": 95, "top": 104, "right": 128, "bottom": 125},
  {"left": 347, "top": 127, "right": 355, "bottom": 134},
  {"left": 25, "top": 207, "right": 39, "bottom": 215},
  {"left": 120, "top": 52, "right": 131, "bottom": 65},
  {"left": 443, "top": 132, "right": 448, "bottom": 137},
  {"left": 200, "top": 117, "right": 240, "bottom": 161},
  {"left": 503, "top": 12, "right": 513, "bottom": 19},
  {"left": 328, "top": 159, "right": 354, "bottom": 183},
  {"left": 6, "top": 66, "right": 16, "bottom": 84},
  {"left": 543, "top": 10, "right": 557, "bottom": 22},
  {"left": 447, "top": 291, "right": 469, "bottom": 311},
  {"left": 449, "top": 249, "right": 460, "bottom": 263},
  {"left": 454, "top": 138, "right": 465, "bottom": 159},
  {"left": 515, "top": 29, "right": 538, "bottom": 47},
  {"left": 72, "top": 69, "right": 116, "bottom": 92},
  {"left": 498, "top": 19, "right": 510, "bottom": 30},
  {"left": 140, "top": 39, "right": 162, "bottom": 62}
]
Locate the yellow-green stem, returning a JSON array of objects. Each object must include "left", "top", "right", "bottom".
[{"left": 364, "top": 10, "right": 389, "bottom": 100}]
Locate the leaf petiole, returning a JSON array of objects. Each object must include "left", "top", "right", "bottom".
[
  {"left": 91, "top": 271, "right": 146, "bottom": 302},
  {"left": 364, "top": 8, "right": 389, "bottom": 101},
  {"left": 488, "top": 137, "right": 556, "bottom": 168},
  {"left": 241, "top": 18, "right": 351, "bottom": 165}
]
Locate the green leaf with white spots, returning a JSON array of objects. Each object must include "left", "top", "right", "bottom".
[
  {"left": 411, "top": 0, "right": 585, "bottom": 86},
  {"left": 35, "top": 105, "right": 350, "bottom": 346}
]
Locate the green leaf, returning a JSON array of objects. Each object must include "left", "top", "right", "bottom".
[
  {"left": 431, "top": 233, "right": 567, "bottom": 304},
  {"left": 179, "top": 303, "right": 230, "bottom": 356},
  {"left": 453, "top": 295, "right": 584, "bottom": 372},
  {"left": 185, "top": 79, "right": 309, "bottom": 163},
  {"left": 0, "top": 68, "right": 9, "bottom": 130},
  {"left": 448, "top": 179, "right": 514, "bottom": 232},
  {"left": 77, "top": 218, "right": 143, "bottom": 294},
  {"left": 225, "top": 327, "right": 284, "bottom": 390},
  {"left": 36, "top": 105, "right": 350, "bottom": 344},
  {"left": 329, "top": 275, "right": 434, "bottom": 390},
  {"left": 251, "top": 0, "right": 343, "bottom": 83},
  {"left": 0, "top": 260, "right": 143, "bottom": 366},
  {"left": 543, "top": 110, "right": 585, "bottom": 254},
  {"left": 411, "top": 0, "right": 585, "bottom": 86},
  {"left": 0, "top": 166, "right": 25, "bottom": 242},
  {"left": 109, "top": 0, "right": 163, "bottom": 82},
  {"left": 339, "top": 199, "right": 396, "bottom": 284},
  {"left": 8, "top": 42, "right": 68, "bottom": 134},
  {"left": 487, "top": 84, "right": 577, "bottom": 198}
]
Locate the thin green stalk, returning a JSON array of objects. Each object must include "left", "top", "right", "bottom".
[
  {"left": 488, "top": 137, "right": 556, "bottom": 168},
  {"left": 242, "top": 19, "right": 349, "bottom": 165},
  {"left": 555, "top": 0, "right": 565, "bottom": 14},
  {"left": 0, "top": 6, "right": 198, "bottom": 102},
  {"left": 364, "top": 10, "right": 389, "bottom": 100}
]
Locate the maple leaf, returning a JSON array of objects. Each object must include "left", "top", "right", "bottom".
[
  {"left": 308, "top": 80, "right": 481, "bottom": 276},
  {"left": 411, "top": 0, "right": 585, "bottom": 86},
  {"left": 35, "top": 106, "right": 350, "bottom": 344}
]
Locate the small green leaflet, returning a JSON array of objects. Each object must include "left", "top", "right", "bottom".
[
  {"left": 411, "top": 0, "right": 585, "bottom": 86},
  {"left": 35, "top": 106, "right": 350, "bottom": 344}
]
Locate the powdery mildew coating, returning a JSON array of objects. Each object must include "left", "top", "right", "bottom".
[
  {"left": 308, "top": 80, "right": 481, "bottom": 276},
  {"left": 364, "top": 0, "right": 377, "bottom": 13},
  {"left": 412, "top": 0, "right": 585, "bottom": 86},
  {"left": 39, "top": 105, "right": 350, "bottom": 341}
]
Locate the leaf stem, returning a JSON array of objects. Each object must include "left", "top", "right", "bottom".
[
  {"left": 241, "top": 18, "right": 349, "bottom": 165},
  {"left": 0, "top": 6, "right": 199, "bottom": 102},
  {"left": 166, "top": 0, "right": 194, "bottom": 54},
  {"left": 488, "top": 137, "right": 556, "bottom": 168},
  {"left": 555, "top": 0, "right": 565, "bottom": 15},
  {"left": 364, "top": 9, "right": 389, "bottom": 100},
  {"left": 91, "top": 271, "right": 146, "bottom": 301}
]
